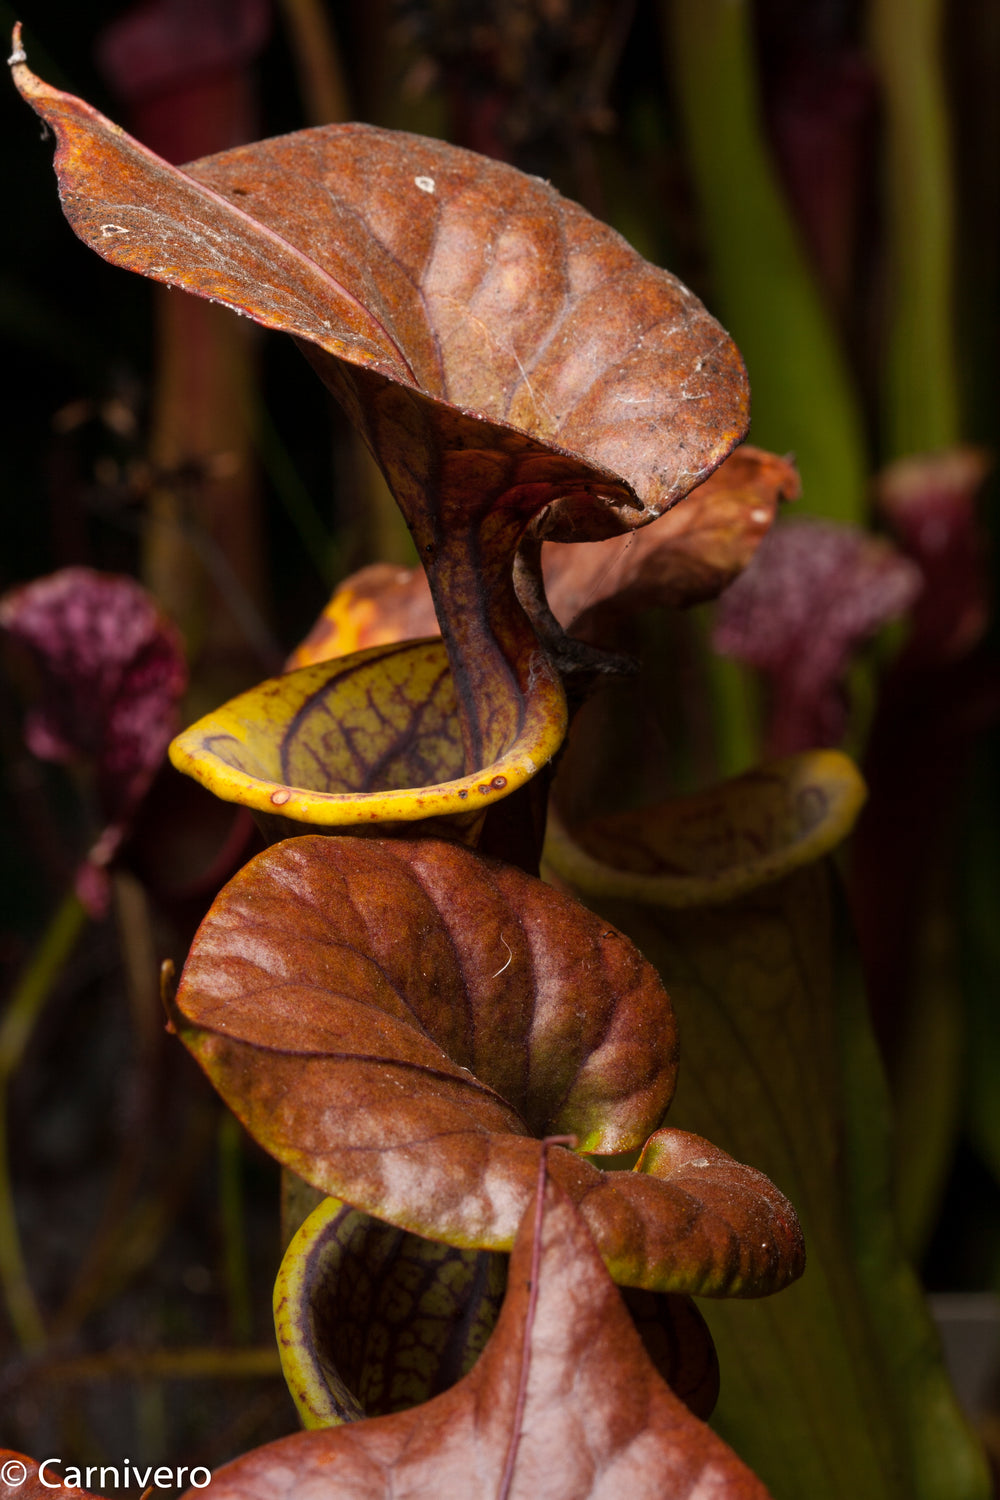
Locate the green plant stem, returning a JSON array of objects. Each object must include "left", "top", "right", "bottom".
[
  {"left": 135, "top": 1383, "right": 168, "bottom": 1470},
  {"left": 0, "top": 890, "right": 88, "bottom": 1351},
  {"left": 12, "top": 1345, "right": 282, "bottom": 1385},
  {"left": 693, "top": 608, "right": 761, "bottom": 780},
  {"left": 250, "top": 394, "right": 341, "bottom": 588},
  {"left": 353, "top": 438, "right": 420, "bottom": 570},
  {"left": 664, "top": 0, "right": 868, "bottom": 522},
  {"left": 52, "top": 873, "right": 162, "bottom": 1340},
  {"left": 218, "top": 1110, "right": 254, "bottom": 1345},
  {"left": 868, "top": 0, "right": 960, "bottom": 457},
  {"left": 834, "top": 893, "right": 991, "bottom": 1499}
]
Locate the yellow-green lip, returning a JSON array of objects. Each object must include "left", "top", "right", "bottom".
[
  {"left": 169, "top": 636, "right": 567, "bottom": 829},
  {"left": 544, "top": 751, "right": 867, "bottom": 908}
]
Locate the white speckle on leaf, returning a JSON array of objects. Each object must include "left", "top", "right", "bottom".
[
  {"left": 8, "top": 43, "right": 27, "bottom": 65},
  {"left": 687, "top": 1157, "right": 711, "bottom": 1168},
  {"left": 750, "top": 508, "right": 770, "bottom": 524},
  {"left": 100, "top": 224, "right": 129, "bottom": 237},
  {"left": 414, "top": 175, "right": 436, "bottom": 193}
]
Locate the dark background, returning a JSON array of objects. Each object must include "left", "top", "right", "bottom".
[{"left": 1, "top": 0, "right": 997, "bottom": 1483}]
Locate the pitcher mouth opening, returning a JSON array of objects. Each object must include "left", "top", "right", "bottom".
[
  {"left": 169, "top": 636, "right": 564, "bottom": 832},
  {"left": 545, "top": 751, "right": 867, "bottom": 908}
]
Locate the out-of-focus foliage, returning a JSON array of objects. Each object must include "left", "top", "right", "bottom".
[{"left": 1, "top": 0, "right": 997, "bottom": 1491}]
